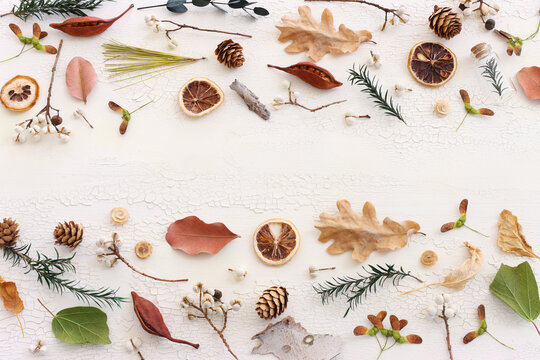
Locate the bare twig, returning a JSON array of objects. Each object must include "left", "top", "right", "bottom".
[
  {"left": 305, "top": 0, "right": 407, "bottom": 30},
  {"left": 273, "top": 85, "right": 346, "bottom": 112},
  {"left": 157, "top": 19, "right": 252, "bottom": 39},
  {"left": 438, "top": 304, "right": 454, "bottom": 360},
  {"left": 130, "top": 338, "right": 145, "bottom": 360}
]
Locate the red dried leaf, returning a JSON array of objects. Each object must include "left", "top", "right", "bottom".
[
  {"left": 131, "top": 292, "right": 199, "bottom": 348},
  {"left": 517, "top": 66, "right": 540, "bottom": 100},
  {"left": 65, "top": 57, "right": 97, "bottom": 103},
  {"left": 166, "top": 216, "right": 239, "bottom": 255}
]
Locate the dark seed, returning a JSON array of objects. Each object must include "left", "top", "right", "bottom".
[
  {"left": 51, "top": 115, "right": 63, "bottom": 126},
  {"left": 459, "top": 4, "right": 467, "bottom": 11},
  {"left": 22, "top": 85, "right": 30, "bottom": 90},
  {"left": 485, "top": 19, "right": 495, "bottom": 30},
  {"left": 22, "top": 93, "right": 28, "bottom": 99},
  {"left": 8, "top": 90, "right": 14, "bottom": 95}
]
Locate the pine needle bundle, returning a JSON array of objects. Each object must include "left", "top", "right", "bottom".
[{"left": 102, "top": 41, "right": 205, "bottom": 86}]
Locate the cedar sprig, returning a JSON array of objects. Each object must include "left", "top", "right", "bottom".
[
  {"left": 348, "top": 65, "right": 406, "bottom": 124},
  {"left": 313, "top": 264, "right": 422, "bottom": 317},
  {"left": 1, "top": 0, "right": 113, "bottom": 20},
  {"left": 480, "top": 58, "right": 507, "bottom": 97},
  {"left": 2, "top": 243, "right": 126, "bottom": 308}
]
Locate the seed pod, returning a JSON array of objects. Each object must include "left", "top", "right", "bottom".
[
  {"left": 353, "top": 325, "right": 368, "bottom": 336},
  {"left": 50, "top": 4, "right": 133, "bottom": 37},
  {"left": 459, "top": 89, "right": 471, "bottom": 104},
  {"left": 459, "top": 199, "right": 468, "bottom": 214},
  {"left": 267, "top": 62, "right": 342, "bottom": 89},
  {"left": 441, "top": 222, "right": 455, "bottom": 232},
  {"left": 368, "top": 314, "right": 384, "bottom": 329},
  {"left": 477, "top": 304, "right": 486, "bottom": 321},
  {"left": 463, "top": 331, "right": 478, "bottom": 344},
  {"left": 51, "top": 115, "right": 63, "bottom": 126},
  {"left": 406, "top": 334, "right": 422, "bottom": 344},
  {"left": 478, "top": 108, "right": 495, "bottom": 116}
]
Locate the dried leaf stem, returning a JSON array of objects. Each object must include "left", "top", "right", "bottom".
[
  {"left": 157, "top": 19, "right": 252, "bottom": 39},
  {"left": 105, "top": 233, "right": 188, "bottom": 283},
  {"left": 305, "top": 0, "right": 407, "bottom": 30},
  {"left": 273, "top": 85, "right": 346, "bottom": 112},
  {"left": 130, "top": 338, "right": 145, "bottom": 360},
  {"left": 439, "top": 304, "right": 454, "bottom": 360}
]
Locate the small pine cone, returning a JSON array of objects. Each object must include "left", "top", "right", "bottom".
[
  {"left": 255, "top": 286, "right": 288, "bottom": 320},
  {"left": 0, "top": 218, "right": 19, "bottom": 247},
  {"left": 215, "top": 39, "right": 245, "bottom": 69},
  {"left": 429, "top": 6, "right": 462, "bottom": 39},
  {"left": 53, "top": 221, "right": 84, "bottom": 249}
]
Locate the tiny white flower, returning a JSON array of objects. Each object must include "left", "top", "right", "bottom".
[
  {"left": 442, "top": 293, "right": 452, "bottom": 303},
  {"left": 273, "top": 96, "right": 285, "bottom": 103},
  {"left": 144, "top": 15, "right": 151, "bottom": 22},
  {"left": 367, "top": 57, "right": 376, "bottom": 67},
  {"left": 14, "top": 125, "right": 24, "bottom": 133},
  {"left": 193, "top": 285, "right": 200, "bottom": 293},
  {"left": 374, "top": 61, "right": 382, "bottom": 69},
  {"left": 434, "top": 294, "right": 445, "bottom": 305},
  {"left": 202, "top": 301, "right": 212, "bottom": 309},
  {"left": 150, "top": 14, "right": 157, "bottom": 21}
]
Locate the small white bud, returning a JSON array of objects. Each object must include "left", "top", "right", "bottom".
[
  {"left": 202, "top": 300, "right": 212, "bottom": 309},
  {"left": 17, "top": 132, "right": 27, "bottom": 143},
  {"left": 442, "top": 293, "right": 452, "bottom": 303},
  {"left": 59, "top": 134, "right": 70, "bottom": 143},
  {"left": 48, "top": 124, "right": 56, "bottom": 134},
  {"left": 233, "top": 266, "right": 247, "bottom": 279},
  {"left": 37, "top": 115, "right": 46, "bottom": 126},
  {"left": 193, "top": 285, "right": 200, "bottom": 293},
  {"left": 446, "top": 307, "right": 456, "bottom": 317},
  {"left": 146, "top": 19, "right": 155, "bottom": 27},
  {"left": 273, "top": 96, "right": 285, "bottom": 103},
  {"left": 427, "top": 306, "right": 438, "bottom": 317},
  {"left": 14, "top": 125, "right": 24, "bottom": 133},
  {"left": 171, "top": 38, "right": 179, "bottom": 46},
  {"left": 374, "top": 61, "right": 382, "bottom": 69},
  {"left": 32, "top": 124, "right": 41, "bottom": 133},
  {"left": 95, "top": 247, "right": 106, "bottom": 256},
  {"left": 168, "top": 40, "right": 178, "bottom": 49},
  {"left": 144, "top": 15, "right": 151, "bottom": 22},
  {"left": 282, "top": 79, "right": 291, "bottom": 89},
  {"left": 492, "top": 2, "right": 500, "bottom": 11},
  {"left": 434, "top": 294, "right": 445, "bottom": 305},
  {"left": 150, "top": 14, "right": 157, "bottom": 21},
  {"left": 367, "top": 57, "right": 376, "bottom": 67},
  {"left": 232, "top": 303, "right": 241, "bottom": 311},
  {"left": 292, "top": 91, "right": 301, "bottom": 99}
]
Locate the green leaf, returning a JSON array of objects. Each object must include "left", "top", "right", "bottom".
[
  {"left": 489, "top": 262, "right": 540, "bottom": 323},
  {"left": 52, "top": 307, "right": 111, "bottom": 344}
]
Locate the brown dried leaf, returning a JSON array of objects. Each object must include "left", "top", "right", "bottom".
[
  {"left": 438, "top": 242, "right": 483, "bottom": 290},
  {"left": 65, "top": 57, "right": 97, "bottom": 103},
  {"left": 517, "top": 66, "right": 540, "bottom": 100},
  {"left": 276, "top": 6, "right": 372, "bottom": 62},
  {"left": 0, "top": 276, "right": 23, "bottom": 315},
  {"left": 166, "top": 216, "right": 239, "bottom": 255},
  {"left": 497, "top": 209, "right": 539, "bottom": 259},
  {"left": 251, "top": 316, "right": 342, "bottom": 360},
  {"left": 315, "top": 200, "right": 420, "bottom": 262}
]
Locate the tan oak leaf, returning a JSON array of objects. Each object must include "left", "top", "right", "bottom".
[
  {"left": 315, "top": 200, "right": 420, "bottom": 262},
  {"left": 497, "top": 209, "right": 539, "bottom": 259},
  {"left": 276, "top": 6, "right": 372, "bottom": 62}
]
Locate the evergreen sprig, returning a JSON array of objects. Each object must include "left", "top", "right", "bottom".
[
  {"left": 313, "top": 264, "right": 422, "bottom": 317},
  {"left": 2, "top": 244, "right": 126, "bottom": 308},
  {"left": 348, "top": 64, "right": 405, "bottom": 124},
  {"left": 480, "top": 58, "right": 507, "bottom": 97},
  {"left": 2, "top": 0, "right": 113, "bottom": 20}
]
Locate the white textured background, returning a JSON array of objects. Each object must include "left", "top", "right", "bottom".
[{"left": 1, "top": 0, "right": 539, "bottom": 359}]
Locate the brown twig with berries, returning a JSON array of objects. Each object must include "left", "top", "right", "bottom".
[
  {"left": 305, "top": 0, "right": 408, "bottom": 30},
  {"left": 99, "top": 233, "right": 188, "bottom": 283},
  {"left": 155, "top": 19, "right": 252, "bottom": 40},
  {"left": 439, "top": 303, "right": 454, "bottom": 360},
  {"left": 273, "top": 84, "right": 346, "bottom": 112},
  {"left": 182, "top": 283, "right": 241, "bottom": 360},
  {"left": 15, "top": 39, "right": 70, "bottom": 143}
]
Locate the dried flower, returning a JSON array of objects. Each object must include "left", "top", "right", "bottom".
[
  {"left": 110, "top": 207, "right": 129, "bottom": 224},
  {"left": 228, "top": 266, "right": 247, "bottom": 280},
  {"left": 28, "top": 339, "right": 46, "bottom": 354},
  {"left": 434, "top": 99, "right": 450, "bottom": 117},
  {"left": 344, "top": 112, "right": 371, "bottom": 126}
]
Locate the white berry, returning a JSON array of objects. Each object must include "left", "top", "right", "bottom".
[{"left": 434, "top": 294, "right": 445, "bottom": 305}]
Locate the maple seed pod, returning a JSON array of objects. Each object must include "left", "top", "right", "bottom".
[
  {"left": 478, "top": 108, "right": 495, "bottom": 116},
  {"left": 353, "top": 326, "right": 368, "bottom": 336},
  {"left": 441, "top": 222, "right": 455, "bottom": 232},
  {"left": 368, "top": 314, "right": 383, "bottom": 329},
  {"left": 459, "top": 199, "right": 468, "bottom": 214},
  {"left": 459, "top": 89, "right": 471, "bottom": 104},
  {"left": 477, "top": 304, "right": 486, "bottom": 321},
  {"left": 376, "top": 310, "right": 387, "bottom": 321},
  {"left": 463, "top": 331, "right": 478, "bottom": 344},
  {"left": 390, "top": 315, "right": 401, "bottom": 330},
  {"left": 406, "top": 334, "right": 423, "bottom": 344}
]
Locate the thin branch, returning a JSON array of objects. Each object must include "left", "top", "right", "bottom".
[
  {"left": 158, "top": 20, "right": 252, "bottom": 39},
  {"left": 438, "top": 305, "right": 454, "bottom": 360},
  {"left": 130, "top": 338, "right": 145, "bottom": 360},
  {"left": 37, "top": 298, "right": 55, "bottom": 317},
  {"left": 273, "top": 85, "right": 346, "bottom": 112}
]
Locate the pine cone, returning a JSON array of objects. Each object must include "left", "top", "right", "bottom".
[
  {"left": 53, "top": 221, "right": 84, "bottom": 249},
  {"left": 0, "top": 218, "right": 19, "bottom": 247},
  {"left": 429, "top": 6, "right": 462, "bottom": 39},
  {"left": 256, "top": 286, "right": 288, "bottom": 320},
  {"left": 215, "top": 39, "right": 245, "bottom": 69}
]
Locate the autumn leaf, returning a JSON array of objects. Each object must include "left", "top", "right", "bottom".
[
  {"left": 65, "top": 57, "right": 97, "bottom": 103},
  {"left": 497, "top": 209, "right": 539, "bottom": 259},
  {"left": 166, "top": 216, "right": 239, "bottom": 255},
  {"left": 276, "top": 6, "right": 372, "bottom": 62},
  {"left": 516, "top": 66, "right": 540, "bottom": 100},
  {"left": 315, "top": 200, "right": 420, "bottom": 262},
  {"left": 0, "top": 276, "right": 24, "bottom": 337},
  {"left": 404, "top": 242, "right": 483, "bottom": 294}
]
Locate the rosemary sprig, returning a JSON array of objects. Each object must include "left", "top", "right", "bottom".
[
  {"left": 480, "top": 58, "right": 507, "bottom": 97},
  {"left": 348, "top": 65, "right": 406, "bottom": 124},
  {"left": 2, "top": 244, "right": 126, "bottom": 308},
  {"left": 1, "top": 0, "right": 113, "bottom": 20},
  {"left": 313, "top": 264, "right": 422, "bottom": 317}
]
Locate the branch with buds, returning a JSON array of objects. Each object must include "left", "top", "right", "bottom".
[
  {"left": 272, "top": 80, "right": 346, "bottom": 113},
  {"left": 427, "top": 293, "right": 456, "bottom": 360},
  {"left": 182, "top": 283, "right": 242, "bottom": 359}
]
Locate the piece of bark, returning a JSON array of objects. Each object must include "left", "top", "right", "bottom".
[{"left": 230, "top": 79, "right": 270, "bottom": 120}]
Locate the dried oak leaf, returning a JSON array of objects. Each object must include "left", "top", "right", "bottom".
[
  {"left": 166, "top": 216, "right": 239, "bottom": 255},
  {"left": 315, "top": 200, "right": 420, "bottom": 262},
  {"left": 65, "top": 57, "right": 97, "bottom": 103},
  {"left": 497, "top": 209, "right": 539, "bottom": 259},
  {"left": 251, "top": 316, "right": 342, "bottom": 360},
  {"left": 276, "top": 6, "right": 372, "bottom": 62},
  {"left": 0, "top": 276, "right": 23, "bottom": 315},
  {"left": 516, "top": 66, "right": 540, "bottom": 100}
]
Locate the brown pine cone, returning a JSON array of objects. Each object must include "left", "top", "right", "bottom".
[
  {"left": 215, "top": 39, "right": 245, "bottom": 69},
  {"left": 53, "top": 221, "right": 84, "bottom": 249},
  {"left": 429, "top": 6, "right": 462, "bottom": 40},
  {"left": 255, "top": 286, "right": 288, "bottom": 320},
  {"left": 0, "top": 218, "right": 19, "bottom": 247}
]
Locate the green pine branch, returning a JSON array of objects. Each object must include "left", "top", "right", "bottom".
[
  {"left": 313, "top": 264, "right": 422, "bottom": 317},
  {"left": 348, "top": 64, "right": 406, "bottom": 124},
  {"left": 1, "top": 0, "right": 113, "bottom": 20},
  {"left": 480, "top": 58, "right": 507, "bottom": 97},
  {"left": 2, "top": 244, "right": 126, "bottom": 308}
]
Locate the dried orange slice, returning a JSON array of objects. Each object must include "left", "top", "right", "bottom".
[
  {"left": 178, "top": 77, "right": 224, "bottom": 117},
  {"left": 0, "top": 75, "right": 39, "bottom": 111},
  {"left": 253, "top": 219, "right": 300, "bottom": 266},
  {"left": 407, "top": 42, "right": 457, "bottom": 87}
]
